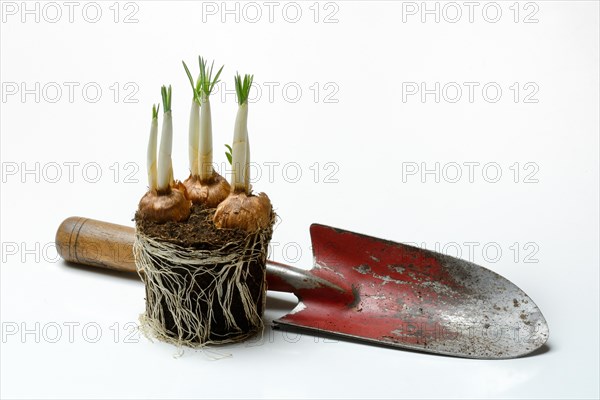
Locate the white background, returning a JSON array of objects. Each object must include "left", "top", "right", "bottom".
[{"left": 1, "top": 1, "right": 599, "bottom": 399}]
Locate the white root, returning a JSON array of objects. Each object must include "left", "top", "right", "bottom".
[
  {"left": 157, "top": 111, "right": 173, "bottom": 191},
  {"left": 198, "top": 96, "right": 214, "bottom": 180},
  {"left": 245, "top": 137, "right": 251, "bottom": 191},
  {"left": 147, "top": 116, "right": 158, "bottom": 191},
  {"left": 188, "top": 100, "right": 200, "bottom": 177},
  {"left": 232, "top": 103, "right": 249, "bottom": 192},
  {"left": 133, "top": 224, "right": 272, "bottom": 348}
]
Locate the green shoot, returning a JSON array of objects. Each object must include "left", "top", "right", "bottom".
[
  {"left": 183, "top": 60, "right": 204, "bottom": 103},
  {"left": 198, "top": 56, "right": 224, "bottom": 98},
  {"left": 224, "top": 144, "right": 233, "bottom": 165},
  {"left": 152, "top": 103, "right": 160, "bottom": 119},
  {"left": 234, "top": 73, "right": 254, "bottom": 106},
  {"left": 182, "top": 61, "right": 200, "bottom": 103},
  {"left": 161, "top": 85, "right": 172, "bottom": 113}
]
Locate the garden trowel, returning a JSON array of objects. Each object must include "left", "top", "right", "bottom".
[{"left": 55, "top": 217, "right": 549, "bottom": 359}]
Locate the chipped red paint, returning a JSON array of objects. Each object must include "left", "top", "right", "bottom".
[
  {"left": 268, "top": 223, "right": 549, "bottom": 359},
  {"left": 273, "top": 224, "right": 463, "bottom": 348}
]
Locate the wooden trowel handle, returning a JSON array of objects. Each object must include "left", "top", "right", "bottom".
[{"left": 56, "top": 217, "right": 137, "bottom": 273}]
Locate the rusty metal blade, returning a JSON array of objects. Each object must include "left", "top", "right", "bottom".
[{"left": 271, "top": 224, "right": 549, "bottom": 359}]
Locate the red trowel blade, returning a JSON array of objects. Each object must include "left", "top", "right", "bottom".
[{"left": 272, "top": 224, "right": 548, "bottom": 359}]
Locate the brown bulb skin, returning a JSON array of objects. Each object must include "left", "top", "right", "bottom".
[
  {"left": 213, "top": 191, "right": 272, "bottom": 232},
  {"left": 183, "top": 172, "right": 231, "bottom": 208},
  {"left": 137, "top": 182, "right": 191, "bottom": 223}
]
